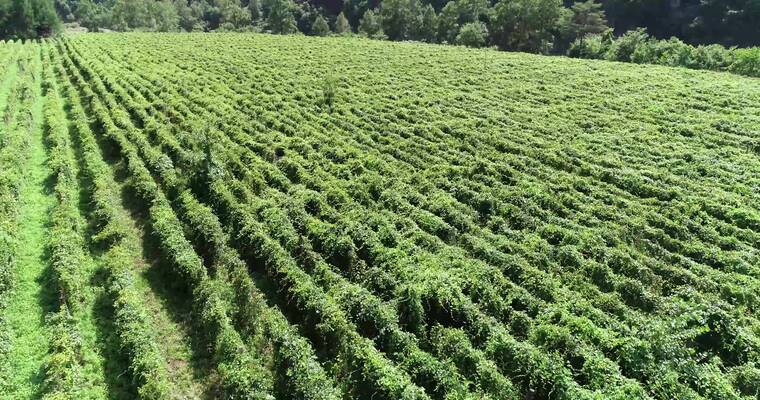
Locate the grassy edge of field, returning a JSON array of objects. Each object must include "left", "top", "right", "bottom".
[{"left": 2, "top": 44, "right": 57, "bottom": 399}]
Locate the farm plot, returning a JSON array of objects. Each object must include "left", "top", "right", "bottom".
[{"left": 1, "top": 32, "right": 759, "bottom": 399}]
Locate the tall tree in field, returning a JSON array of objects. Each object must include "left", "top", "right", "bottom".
[
  {"left": 489, "top": 0, "right": 562, "bottom": 53},
  {"left": 12, "top": 0, "right": 36, "bottom": 35},
  {"left": 151, "top": 0, "right": 180, "bottom": 31},
  {"left": 110, "top": 0, "right": 179, "bottom": 31},
  {"left": 342, "top": 0, "right": 377, "bottom": 28},
  {"left": 334, "top": 11, "right": 350, "bottom": 34},
  {"left": 174, "top": 0, "right": 206, "bottom": 31}
]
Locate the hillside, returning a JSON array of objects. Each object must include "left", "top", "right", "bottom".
[{"left": 1, "top": 33, "right": 759, "bottom": 399}]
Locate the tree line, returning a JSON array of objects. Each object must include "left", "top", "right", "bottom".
[
  {"left": 45, "top": 0, "right": 628, "bottom": 55},
  {"left": 1, "top": 0, "right": 759, "bottom": 77},
  {"left": 46, "top": 0, "right": 760, "bottom": 47}
]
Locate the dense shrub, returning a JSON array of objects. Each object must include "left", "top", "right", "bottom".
[
  {"left": 729, "top": 48, "right": 760, "bottom": 78},
  {"left": 569, "top": 28, "right": 760, "bottom": 78}
]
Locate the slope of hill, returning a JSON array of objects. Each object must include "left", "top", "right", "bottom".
[{"left": 1, "top": 33, "right": 759, "bottom": 399}]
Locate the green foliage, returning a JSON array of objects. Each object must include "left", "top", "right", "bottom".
[
  {"left": 0, "top": 0, "right": 61, "bottom": 39},
  {"left": 556, "top": 0, "right": 608, "bottom": 52},
  {"left": 379, "top": 0, "right": 421, "bottom": 40},
  {"left": 249, "top": 0, "right": 262, "bottom": 21},
  {"left": 455, "top": 21, "right": 486, "bottom": 48},
  {"left": 334, "top": 11, "right": 350, "bottom": 34},
  {"left": 605, "top": 27, "right": 649, "bottom": 62},
  {"left": 5, "top": 30, "right": 760, "bottom": 399},
  {"left": 84, "top": 32, "right": 760, "bottom": 398},
  {"left": 310, "top": 14, "right": 329, "bottom": 36},
  {"left": 0, "top": 42, "right": 37, "bottom": 393},
  {"left": 265, "top": 0, "right": 297, "bottom": 33},
  {"left": 567, "top": 31, "right": 607, "bottom": 58},
  {"left": 569, "top": 27, "right": 760, "bottom": 78},
  {"left": 729, "top": 47, "right": 760, "bottom": 78},
  {"left": 47, "top": 0, "right": 760, "bottom": 81},
  {"left": 456, "top": 0, "right": 489, "bottom": 23},
  {"left": 175, "top": 0, "right": 207, "bottom": 31},
  {"left": 417, "top": 4, "right": 437, "bottom": 42},
  {"left": 109, "top": 0, "right": 179, "bottom": 31},
  {"left": 322, "top": 75, "right": 337, "bottom": 110},
  {"left": 358, "top": 9, "right": 384, "bottom": 39},
  {"left": 217, "top": 0, "right": 253, "bottom": 30},
  {"left": 490, "top": 0, "right": 563, "bottom": 53},
  {"left": 73, "top": 0, "right": 111, "bottom": 32},
  {"left": 436, "top": 1, "right": 458, "bottom": 43}
]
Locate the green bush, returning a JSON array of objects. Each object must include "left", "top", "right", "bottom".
[
  {"left": 455, "top": 22, "right": 488, "bottom": 48},
  {"left": 606, "top": 28, "right": 649, "bottom": 62},
  {"left": 569, "top": 28, "right": 760, "bottom": 78},
  {"left": 690, "top": 44, "right": 733, "bottom": 71},
  {"left": 567, "top": 34, "right": 608, "bottom": 59},
  {"left": 729, "top": 47, "right": 760, "bottom": 77}
]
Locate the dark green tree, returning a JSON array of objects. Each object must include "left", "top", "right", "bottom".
[
  {"left": 490, "top": 0, "right": 562, "bottom": 53},
  {"left": 73, "top": 0, "right": 110, "bottom": 32},
  {"left": 570, "top": 0, "right": 607, "bottom": 36},
  {"left": 417, "top": 3, "right": 437, "bottom": 42},
  {"left": 264, "top": 0, "right": 296, "bottom": 33},
  {"left": 380, "top": 0, "right": 418, "bottom": 40},
  {"left": 0, "top": 0, "right": 61, "bottom": 39},
  {"left": 456, "top": 0, "right": 488, "bottom": 24},
  {"left": 109, "top": 0, "right": 179, "bottom": 31},
  {"left": 358, "top": 8, "right": 384, "bottom": 38},
  {"left": 217, "top": 0, "right": 250, "bottom": 29},
  {"left": 437, "top": 1, "right": 459, "bottom": 43},
  {"left": 342, "top": 0, "right": 376, "bottom": 28},
  {"left": 54, "top": 0, "right": 73, "bottom": 21},
  {"left": 152, "top": 0, "right": 180, "bottom": 31},
  {"left": 456, "top": 20, "right": 487, "bottom": 47},
  {"left": 605, "top": 26, "right": 648, "bottom": 61},
  {"left": 174, "top": 0, "right": 206, "bottom": 31},
  {"left": 249, "top": 0, "right": 262, "bottom": 22},
  {"left": 556, "top": 0, "right": 608, "bottom": 52}
]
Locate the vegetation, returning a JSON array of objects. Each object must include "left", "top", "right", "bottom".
[
  {"left": 0, "top": 0, "right": 60, "bottom": 39},
  {"left": 1, "top": 0, "right": 758, "bottom": 78},
  {"left": 569, "top": 28, "right": 760, "bottom": 77},
  {"left": 0, "top": 32, "right": 759, "bottom": 399},
  {"left": 42, "top": 0, "right": 760, "bottom": 78},
  {"left": 49, "top": 0, "right": 760, "bottom": 47}
]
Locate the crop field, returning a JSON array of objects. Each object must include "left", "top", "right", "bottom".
[{"left": 0, "top": 33, "right": 759, "bottom": 400}]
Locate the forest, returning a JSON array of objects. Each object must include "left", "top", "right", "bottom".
[{"left": 53, "top": 0, "right": 760, "bottom": 48}]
